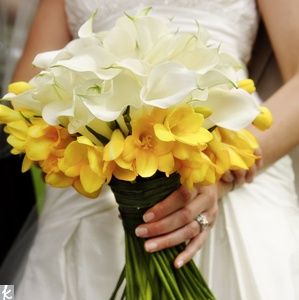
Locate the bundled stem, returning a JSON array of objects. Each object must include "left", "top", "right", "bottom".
[{"left": 109, "top": 172, "right": 216, "bottom": 300}]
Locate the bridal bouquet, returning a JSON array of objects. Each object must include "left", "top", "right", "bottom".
[{"left": 0, "top": 8, "right": 272, "bottom": 299}]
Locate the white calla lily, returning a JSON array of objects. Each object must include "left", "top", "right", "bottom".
[
  {"left": 115, "top": 58, "right": 149, "bottom": 76},
  {"left": 3, "top": 91, "right": 42, "bottom": 113},
  {"left": 102, "top": 16, "right": 137, "bottom": 58},
  {"left": 133, "top": 15, "right": 169, "bottom": 55},
  {"left": 33, "top": 50, "right": 64, "bottom": 69},
  {"left": 82, "top": 70, "right": 142, "bottom": 121},
  {"left": 197, "top": 67, "right": 237, "bottom": 90},
  {"left": 78, "top": 13, "right": 96, "bottom": 38},
  {"left": 141, "top": 62, "right": 197, "bottom": 108},
  {"left": 174, "top": 46, "right": 219, "bottom": 73},
  {"left": 2, "top": 10, "right": 262, "bottom": 140},
  {"left": 203, "top": 88, "right": 260, "bottom": 130}
]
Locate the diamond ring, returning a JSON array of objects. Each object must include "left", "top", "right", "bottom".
[{"left": 195, "top": 214, "right": 209, "bottom": 233}]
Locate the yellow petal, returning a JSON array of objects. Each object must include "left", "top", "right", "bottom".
[
  {"left": 87, "top": 148, "right": 101, "bottom": 174},
  {"left": 103, "top": 129, "right": 124, "bottom": 161},
  {"left": 113, "top": 166, "right": 137, "bottom": 181},
  {"left": 26, "top": 138, "right": 53, "bottom": 160},
  {"left": 6, "top": 120, "right": 28, "bottom": 140},
  {"left": 7, "top": 135, "right": 26, "bottom": 151},
  {"left": 0, "top": 105, "right": 22, "bottom": 123},
  {"left": 136, "top": 150, "right": 158, "bottom": 177},
  {"left": 28, "top": 125, "right": 46, "bottom": 139},
  {"left": 173, "top": 143, "right": 192, "bottom": 160},
  {"left": 45, "top": 172, "right": 74, "bottom": 187},
  {"left": 11, "top": 148, "right": 22, "bottom": 155},
  {"left": 122, "top": 136, "right": 137, "bottom": 162},
  {"left": 237, "top": 79, "right": 256, "bottom": 94},
  {"left": 227, "top": 148, "right": 249, "bottom": 169},
  {"left": 252, "top": 106, "right": 273, "bottom": 131},
  {"left": 77, "top": 135, "right": 94, "bottom": 146},
  {"left": 8, "top": 81, "right": 32, "bottom": 94},
  {"left": 61, "top": 164, "right": 82, "bottom": 177},
  {"left": 63, "top": 142, "right": 85, "bottom": 165},
  {"left": 176, "top": 128, "right": 213, "bottom": 146},
  {"left": 22, "top": 155, "right": 33, "bottom": 172},
  {"left": 194, "top": 106, "right": 213, "bottom": 118},
  {"left": 73, "top": 179, "right": 101, "bottom": 199},
  {"left": 154, "top": 124, "right": 175, "bottom": 142},
  {"left": 158, "top": 153, "right": 175, "bottom": 176},
  {"left": 80, "top": 165, "right": 105, "bottom": 193},
  {"left": 115, "top": 156, "right": 133, "bottom": 170}
]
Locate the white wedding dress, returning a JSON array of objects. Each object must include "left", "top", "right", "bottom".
[{"left": 14, "top": 1, "right": 299, "bottom": 299}]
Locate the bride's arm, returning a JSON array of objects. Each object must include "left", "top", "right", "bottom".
[
  {"left": 253, "top": 0, "right": 299, "bottom": 166},
  {"left": 12, "top": 0, "right": 72, "bottom": 81}
]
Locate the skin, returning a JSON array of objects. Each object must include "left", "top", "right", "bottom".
[{"left": 11, "top": 0, "right": 299, "bottom": 268}]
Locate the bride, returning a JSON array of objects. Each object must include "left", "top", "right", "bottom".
[{"left": 4, "top": 0, "right": 299, "bottom": 299}]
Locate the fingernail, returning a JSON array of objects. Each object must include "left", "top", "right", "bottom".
[
  {"left": 145, "top": 242, "right": 157, "bottom": 252},
  {"left": 143, "top": 212, "right": 155, "bottom": 223},
  {"left": 135, "top": 227, "right": 148, "bottom": 237},
  {"left": 176, "top": 260, "right": 184, "bottom": 268}
]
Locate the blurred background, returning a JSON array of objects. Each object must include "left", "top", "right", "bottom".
[
  {"left": 0, "top": 0, "right": 40, "bottom": 268},
  {"left": 0, "top": 0, "right": 19, "bottom": 95},
  {"left": 0, "top": 0, "right": 39, "bottom": 94}
]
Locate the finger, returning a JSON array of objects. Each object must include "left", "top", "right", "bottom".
[
  {"left": 136, "top": 194, "right": 214, "bottom": 238},
  {"left": 174, "top": 229, "right": 210, "bottom": 268},
  {"left": 221, "top": 171, "right": 234, "bottom": 183},
  {"left": 142, "top": 185, "right": 197, "bottom": 223},
  {"left": 231, "top": 169, "right": 247, "bottom": 186},
  {"left": 245, "top": 165, "right": 257, "bottom": 183},
  {"left": 144, "top": 220, "right": 201, "bottom": 253},
  {"left": 255, "top": 148, "right": 263, "bottom": 169}
]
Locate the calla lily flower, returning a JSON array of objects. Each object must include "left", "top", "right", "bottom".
[
  {"left": 141, "top": 62, "right": 197, "bottom": 108},
  {"left": 201, "top": 88, "right": 260, "bottom": 130}
]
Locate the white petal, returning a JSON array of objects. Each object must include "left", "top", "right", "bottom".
[
  {"left": 78, "top": 13, "right": 95, "bottom": 38},
  {"left": 204, "top": 88, "right": 260, "bottom": 130},
  {"left": 141, "top": 62, "right": 197, "bottom": 108},
  {"left": 42, "top": 101, "right": 74, "bottom": 125},
  {"left": 82, "top": 71, "right": 142, "bottom": 121},
  {"left": 197, "top": 69, "right": 236, "bottom": 89},
  {"left": 174, "top": 47, "right": 219, "bottom": 73},
  {"left": 134, "top": 15, "right": 169, "bottom": 55},
  {"left": 55, "top": 54, "right": 121, "bottom": 80},
  {"left": 116, "top": 58, "right": 149, "bottom": 76},
  {"left": 33, "top": 50, "right": 63, "bottom": 68},
  {"left": 103, "top": 16, "right": 137, "bottom": 58},
  {"left": 191, "top": 88, "right": 208, "bottom": 101},
  {"left": 9, "top": 92, "right": 42, "bottom": 113}
]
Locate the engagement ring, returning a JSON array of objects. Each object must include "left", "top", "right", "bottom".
[{"left": 195, "top": 214, "right": 209, "bottom": 233}]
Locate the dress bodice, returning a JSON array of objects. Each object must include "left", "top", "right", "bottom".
[{"left": 64, "top": 0, "right": 258, "bottom": 65}]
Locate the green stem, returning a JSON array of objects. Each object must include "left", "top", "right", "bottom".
[
  {"left": 153, "top": 252, "right": 185, "bottom": 300},
  {"left": 109, "top": 266, "right": 125, "bottom": 300}
]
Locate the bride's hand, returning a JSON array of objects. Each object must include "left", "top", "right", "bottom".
[
  {"left": 135, "top": 183, "right": 219, "bottom": 268},
  {"left": 221, "top": 148, "right": 263, "bottom": 187}
]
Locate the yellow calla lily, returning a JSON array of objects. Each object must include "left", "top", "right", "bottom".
[
  {"left": 0, "top": 104, "right": 23, "bottom": 123},
  {"left": 8, "top": 81, "right": 32, "bottom": 94},
  {"left": 252, "top": 106, "right": 273, "bottom": 131},
  {"left": 238, "top": 79, "right": 256, "bottom": 94}
]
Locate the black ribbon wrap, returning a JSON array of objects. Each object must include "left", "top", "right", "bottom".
[{"left": 109, "top": 172, "right": 181, "bottom": 234}]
